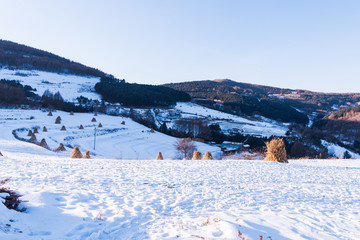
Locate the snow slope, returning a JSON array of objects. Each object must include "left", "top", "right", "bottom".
[
  {"left": 0, "top": 68, "right": 101, "bottom": 102},
  {"left": 174, "top": 102, "right": 288, "bottom": 137},
  {"left": 0, "top": 155, "right": 359, "bottom": 239},
  {"left": 0, "top": 109, "right": 220, "bottom": 160}
]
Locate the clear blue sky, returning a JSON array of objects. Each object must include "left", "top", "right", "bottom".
[{"left": 1, "top": 0, "right": 360, "bottom": 92}]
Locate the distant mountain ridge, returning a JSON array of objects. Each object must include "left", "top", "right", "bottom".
[
  {"left": 0, "top": 39, "right": 105, "bottom": 77},
  {"left": 164, "top": 79, "right": 360, "bottom": 124}
]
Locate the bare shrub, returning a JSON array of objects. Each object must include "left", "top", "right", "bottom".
[
  {"left": 192, "top": 151, "right": 202, "bottom": 160},
  {"left": 156, "top": 152, "right": 164, "bottom": 160},
  {"left": 203, "top": 151, "right": 213, "bottom": 160},
  {"left": 0, "top": 180, "right": 26, "bottom": 212},
  {"left": 175, "top": 138, "right": 197, "bottom": 159},
  {"left": 264, "top": 138, "right": 288, "bottom": 163},
  {"left": 71, "top": 146, "right": 82, "bottom": 158}
]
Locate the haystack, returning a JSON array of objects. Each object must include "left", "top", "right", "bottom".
[
  {"left": 27, "top": 130, "right": 33, "bottom": 136},
  {"left": 29, "top": 133, "right": 37, "bottom": 143},
  {"left": 263, "top": 138, "right": 288, "bottom": 163},
  {"left": 60, "top": 125, "right": 66, "bottom": 131},
  {"left": 70, "top": 111, "right": 74, "bottom": 115},
  {"left": 70, "top": 146, "right": 82, "bottom": 158},
  {"left": 203, "top": 151, "right": 213, "bottom": 160},
  {"left": 192, "top": 151, "right": 202, "bottom": 160},
  {"left": 79, "top": 124, "right": 84, "bottom": 129},
  {"left": 55, "top": 116, "right": 61, "bottom": 124},
  {"left": 155, "top": 152, "right": 164, "bottom": 160},
  {"left": 94, "top": 112, "right": 98, "bottom": 116},
  {"left": 121, "top": 121, "right": 125, "bottom": 125},
  {"left": 98, "top": 123, "right": 103, "bottom": 128},
  {"left": 33, "top": 128, "right": 39, "bottom": 134},
  {"left": 47, "top": 112, "right": 53, "bottom": 116},
  {"left": 39, "top": 138, "right": 49, "bottom": 149},
  {"left": 55, "top": 143, "right": 66, "bottom": 152},
  {"left": 83, "top": 151, "right": 91, "bottom": 159},
  {"left": 91, "top": 117, "right": 97, "bottom": 122},
  {"left": 43, "top": 126, "right": 48, "bottom": 132}
]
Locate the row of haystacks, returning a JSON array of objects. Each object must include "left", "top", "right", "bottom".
[
  {"left": 155, "top": 151, "right": 214, "bottom": 160},
  {"left": 48, "top": 111, "right": 98, "bottom": 117}
]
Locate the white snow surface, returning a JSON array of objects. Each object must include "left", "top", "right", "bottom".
[
  {"left": 0, "top": 68, "right": 101, "bottom": 102},
  {"left": 0, "top": 154, "right": 360, "bottom": 239}
]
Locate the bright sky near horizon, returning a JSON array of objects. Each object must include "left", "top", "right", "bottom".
[{"left": 1, "top": 0, "right": 360, "bottom": 93}]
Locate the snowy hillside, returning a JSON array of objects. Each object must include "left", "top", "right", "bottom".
[
  {"left": 171, "top": 102, "right": 288, "bottom": 137},
  {"left": 1, "top": 154, "right": 360, "bottom": 239},
  {"left": 0, "top": 68, "right": 101, "bottom": 102},
  {"left": 0, "top": 109, "right": 220, "bottom": 160}
]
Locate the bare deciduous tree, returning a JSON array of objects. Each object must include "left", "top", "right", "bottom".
[{"left": 175, "top": 138, "right": 197, "bottom": 159}]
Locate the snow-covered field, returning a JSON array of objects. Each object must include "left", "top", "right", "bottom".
[
  {"left": 0, "top": 68, "right": 101, "bottom": 102},
  {"left": 0, "top": 154, "right": 359, "bottom": 239},
  {"left": 0, "top": 109, "right": 220, "bottom": 160}
]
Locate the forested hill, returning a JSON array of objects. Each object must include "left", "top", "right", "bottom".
[
  {"left": 164, "top": 79, "right": 360, "bottom": 124},
  {"left": 0, "top": 39, "right": 105, "bottom": 77}
]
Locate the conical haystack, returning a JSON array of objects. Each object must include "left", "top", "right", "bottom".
[
  {"left": 203, "top": 151, "right": 213, "bottom": 160},
  {"left": 47, "top": 112, "right": 53, "bottom": 116},
  {"left": 27, "top": 130, "right": 33, "bottom": 136},
  {"left": 79, "top": 124, "right": 84, "bottom": 129},
  {"left": 94, "top": 112, "right": 98, "bottom": 116},
  {"left": 33, "top": 128, "right": 39, "bottom": 134},
  {"left": 156, "top": 152, "right": 164, "bottom": 160},
  {"left": 98, "top": 123, "right": 103, "bottom": 128},
  {"left": 91, "top": 117, "right": 97, "bottom": 122},
  {"left": 61, "top": 125, "right": 66, "bottom": 131},
  {"left": 192, "top": 151, "right": 202, "bottom": 160},
  {"left": 43, "top": 126, "right": 48, "bottom": 132},
  {"left": 70, "top": 111, "right": 74, "bottom": 115},
  {"left": 39, "top": 138, "right": 49, "bottom": 149},
  {"left": 121, "top": 121, "right": 125, "bottom": 125},
  {"left": 55, "top": 116, "right": 61, "bottom": 124},
  {"left": 70, "top": 146, "right": 82, "bottom": 158},
  {"left": 263, "top": 138, "right": 288, "bottom": 163},
  {"left": 83, "top": 151, "right": 91, "bottom": 159},
  {"left": 29, "top": 133, "right": 37, "bottom": 143},
  {"left": 55, "top": 143, "right": 66, "bottom": 152}
]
